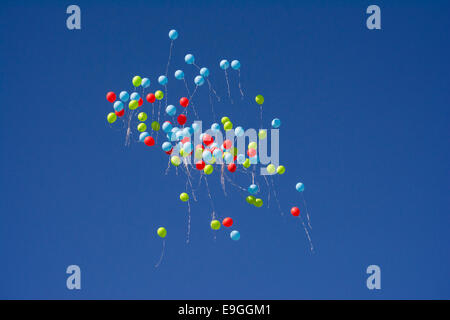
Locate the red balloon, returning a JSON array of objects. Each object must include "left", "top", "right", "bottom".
[
  {"left": 195, "top": 144, "right": 204, "bottom": 150},
  {"left": 180, "top": 97, "right": 189, "bottom": 107},
  {"left": 291, "top": 207, "right": 300, "bottom": 217},
  {"left": 195, "top": 160, "right": 205, "bottom": 170},
  {"left": 177, "top": 114, "right": 187, "bottom": 125},
  {"left": 115, "top": 109, "right": 125, "bottom": 117},
  {"left": 146, "top": 93, "right": 156, "bottom": 103},
  {"left": 165, "top": 148, "right": 173, "bottom": 155},
  {"left": 203, "top": 134, "right": 214, "bottom": 146},
  {"left": 247, "top": 148, "right": 257, "bottom": 157},
  {"left": 222, "top": 217, "right": 233, "bottom": 227},
  {"left": 228, "top": 163, "right": 236, "bottom": 172},
  {"left": 106, "top": 91, "right": 116, "bottom": 103},
  {"left": 181, "top": 137, "right": 190, "bottom": 144},
  {"left": 223, "top": 140, "right": 232, "bottom": 150},
  {"left": 138, "top": 98, "right": 144, "bottom": 107},
  {"left": 144, "top": 136, "right": 155, "bottom": 146}
]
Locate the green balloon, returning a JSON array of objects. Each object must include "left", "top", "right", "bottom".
[
  {"left": 151, "top": 121, "right": 160, "bottom": 131},
  {"left": 129, "top": 100, "right": 139, "bottom": 110},
  {"left": 248, "top": 141, "right": 257, "bottom": 150},
  {"left": 155, "top": 90, "right": 164, "bottom": 100},
  {"left": 254, "top": 198, "right": 263, "bottom": 207},
  {"left": 171, "top": 156, "right": 181, "bottom": 166},
  {"left": 255, "top": 94, "right": 264, "bottom": 105},
  {"left": 180, "top": 192, "right": 189, "bottom": 202},
  {"left": 138, "top": 112, "right": 147, "bottom": 122},
  {"left": 243, "top": 158, "right": 251, "bottom": 168},
  {"left": 223, "top": 121, "right": 233, "bottom": 131},
  {"left": 246, "top": 195, "right": 256, "bottom": 205},
  {"left": 107, "top": 112, "right": 117, "bottom": 124},
  {"left": 157, "top": 227, "right": 167, "bottom": 238},
  {"left": 277, "top": 165, "right": 285, "bottom": 174},
  {"left": 258, "top": 129, "right": 267, "bottom": 140},
  {"left": 132, "top": 76, "right": 142, "bottom": 87},
  {"left": 137, "top": 123, "right": 147, "bottom": 132},
  {"left": 221, "top": 116, "right": 230, "bottom": 124},
  {"left": 267, "top": 164, "right": 276, "bottom": 174},
  {"left": 204, "top": 164, "right": 213, "bottom": 175},
  {"left": 210, "top": 220, "right": 221, "bottom": 230}
]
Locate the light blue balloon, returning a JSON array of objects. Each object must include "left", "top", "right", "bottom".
[
  {"left": 141, "top": 78, "right": 150, "bottom": 88},
  {"left": 202, "top": 150, "right": 212, "bottom": 161},
  {"left": 139, "top": 132, "right": 150, "bottom": 142},
  {"left": 162, "top": 121, "right": 173, "bottom": 133},
  {"left": 168, "top": 132, "right": 177, "bottom": 142},
  {"left": 113, "top": 101, "right": 124, "bottom": 112},
  {"left": 248, "top": 184, "right": 259, "bottom": 195},
  {"left": 192, "top": 122, "right": 200, "bottom": 132},
  {"left": 200, "top": 67, "right": 210, "bottom": 77},
  {"left": 185, "top": 54, "right": 195, "bottom": 64},
  {"left": 119, "top": 91, "right": 129, "bottom": 102},
  {"left": 220, "top": 59, "right": 230, "bottom": 70},
  {"left": 213, "top": 149, "right": 223, "bottom": 159},
  {"left": 211, "top": 123, "right": 220, "bottom": 132},
  {"left": 296, "top": 182, "right": 305, "bottom": 192},
  {"left": 166, "top": 105, "right": 176, "bottom": 116},
  {"left": 168, "top": 29, "right": 178, "bottom": 40},
  {"left": 176, "top": 130, "right": 184, "bottom": 140},
  {"left": 194, "top": 75, "right": 205, "bottom": 86},
  {"left": 234, "top": 126, "right": 244, "bottom": 137},
  {"left": 230, "top": 230, "right": 240, "bottom": 241},
  {"left": 158, "top": 75, "right": 168, "bottom": 86},
  {"left": 130, "top": 92, "right": 140, "bottom": 101},
  {"left": 210, "top": 142, "right": 219, "bottom": 150},
  {"left": 250, "top": 156, "right": 259, "bottom": 164},
  {"left": 162, "top": 141, "right": 172, "bottom": 151},
  {"left": 271, "top": 118, "right": 281, "bottom": 128},
  {"left": 231, "top": 60, "right": 241, "bottom": 70},
  {"left": 174, "top": 70, "right": 184, "bottom": 80},
  {"left": 224, "top": 152, "right": 233, "bottom": 164},
  {"left": 237, "top": 154, "right": 245, "bottom": 164},
  {"left": 183, "top": 142, "right": 193, "bottom": 153},
  {"left": 185, "top": 126, "right": 194, "bottom": 135}
]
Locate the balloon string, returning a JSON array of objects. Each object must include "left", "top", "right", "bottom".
[
  {"left": 238, "top": 69, "right": 244, "bottom": 99},
  {"left": 270, "top": 176, "right": 284, "bottom": 216},
  {"left": 154, "top": 239, "right": 166, "bottom": 268},
  {"left": 189, "top": 85, "right": 198, "bottom": 101},
  {"left": 224, "top": 69, "right": 233, "bottom": 104},
  {"left": 259, "top": 105, "right": 263, "bottom": 129},
  {"left": 183, "top": 78, "right": 199, "bottom": 118},
  {"left": 301, "top": 193, "right": 312, "bottom": 230},
  {"left": 300, "top": 219, "right": 314, "bottom": 253},
  {"left": 125, "top": 109, "right": 134, "bottom": 146},
  {"left": 204, "top": 174, "right": 216, "bottom": 220},
  {"left": 220, "top": 164, "right": 227, "bottom": 196},
  {"left": 263, "top": 174, "right": 271, "bottom": 208},
  {"left": 165, "top": 40, "right": 173, "bottom": 77}
]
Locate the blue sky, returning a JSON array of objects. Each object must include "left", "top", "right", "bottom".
[{"left": 0, "top": 0, "right": 449, "bottom": 299}]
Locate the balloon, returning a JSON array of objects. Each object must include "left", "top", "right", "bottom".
[
  {"left": 138, "top": 112, "right": 147, "bottom": 122},
  {"left": 291, "top": 207, "right": 300, "bottom": 217},
  {"left": 258, "top": 129, "right": 267, "bottom": 140},
  {"left": 210, "top": 220, "right": 221, "bottom": 230},
  {"left": 204, "top": 164, "right": 213, "bottom": 175},
  {"left": 220, "top": 59, "right": 230, "bottom": 70},
  {"left": 129, "top": 100, "right": 139, "bottom": 110},
  {"left": 231, "top": 60, "right": 241, "bottom": 70},
  {"left": 132, "top": 76, "right": 142, "bottom": 87},
  {"left": 224, "top": 152, "right": 233, "bottom": 164},
  {"left": 228, "top": 163, "right": 236, "bottom": 172},
  {"left": 146, "top": 93, "right": 156, "bottom": 103},
  {"left": 158, "top": 75, "right": 168, "bottom": 85},
  {"left": 151, "top": 121, "right": 160, "bottom": 131},
  {"left": 248, "top": 142, "right": 257, "bottom": 150},
  {"left": 271, "top": 118, "right": 281, "bottom": 128},
  {"left": 169, "top": 29, "right": 178, "bottom": 40},
  {"left": 180, "top": 97, "right": 189, "bottom": 107},
  {"left": 194, "top": 75, "right": 205, "bottom": 86},
  {"left": 144, "top": 136, "right": 155, "bottom": 146},
  {"left": 157, "top": 227, "right": 167, "bottom": 238},
  {"left": 119, "top": 91, "right": 129, "bottom": 102},
  {"left": 266, "top": 164, "right": 276, "bottom": 174},
  {"left": 249, "top": 156, "right": 259, "bottom": 164},
  {"left": 202, "top": 134, "right": 214, "bottom": 146},
  {"left": 177, "top": 114, "right": 187, "bottom": 125},
  {"left": 230, "top": 230, "right": 240, "bottom": 241},
  {"left": 277, "top": 165, "right": 285, "bottom": 174},
  {"left": 162, "top": 121, "right": 173, "bottom": 133},
  {"left": 200, "top": 67, "right": 210, "bottom": 77},
  {"left": 174, "top": 70, "right": 184, "bottom": 80},
  {"left": 107, "top": 112, "right": 117, "bottom": 123},
  {"left": 139, "top": 132, "right": 150, "bottom": 142},
  {"left": 113, "top": 101, "right": 124, "bottom": 112},
  {"left": 166, "top": 105, "right": 176, "bottom": 116},
  {"left": 247, "top": 148, "right": 256, "bottom": 158},
  {"left": 211, "top": 123, "right": 220, "bottom": 132},
  {"left": 243, "top": 158, "right": 251, "bottom": 168},
  {"left": 248, "top": 184, "right": 259, "bottom": 195},
  {"left": 137, "top": 123, "right": 146, "bottom": 133},
  {"left": 185, "top": 54, "right": 195, "bottom": 64},
  {"left": 141, "top": 78, "right": 150, "bottom": 88},
  {"left": 222, "top": 217, "right": 233, "bottom": 228},
  {"left": 237, "top": 154, "right": 245, "bottom": 164},
  {"left": 115, "top": 109, "right": 125, "bottom": 117},
  {"left": 130, "top": 92, "right": 140, "bottom": 101},
  {"left": 191, "top": 122, "right": 200, "bottom": 132},
  {"left": 162, "top": 141, "right": 172, "bottom": 151},
  {"left": 296, "top": 182, "right": 305, "bottom": 192},
  {"left": 155, "top": 90, "right": 164, "bottom": 100},
  {"left": 255, "top": 94, "right": 264, "bottom": 105},
  {"left": 254, "top": 198, "right": 263, "bottom": 207},
  {"left": 234, "top": 126, "right": 244, "bottom": 137},
  {"left": 138, "top": 98, "right": 144, "bottom": 107},
  {"left": 223, "top": 121, "right": 233, "bottom": 131},
  {"left": 171, "top": 156, "right": 181, "bottom": 166},
  {"left": 106, "top": 92, "right": 116, "bottom": 103},
  {"left": 180, "top": 192, "right": 189, "bottom": 202},
  {"left": 246, "top": 195, "right": 256, "bottom": 204},
  {"left": 194, "top": 160, "right": 204, "bottom": 170},
  {"left": 221, "top": 116, "right": 230, "bottom": 124}
]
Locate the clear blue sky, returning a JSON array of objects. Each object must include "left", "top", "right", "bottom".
[{"left": 1, "top": 0, "right": 449, "bottom": 299}]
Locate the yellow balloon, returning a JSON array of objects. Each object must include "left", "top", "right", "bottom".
[
  {"left": 204, "top": 164, "right": 213, "bottom": 175},
  {"left": 155, "top": 90, "right": 164, "bottom": 100},
  {"left": 138, "top": 112, "right": 147, "bottom": 122},
  {"left": 221, "top": 116, "right": 230, "bottom": 124},
  {"left": 266, "top": 164, "right": 276, "bottom": 174},
  {"left": 210, "top": 220, "right": 221, "bottom": 230},
  {"left": 224, "top": 121, "right": 233, "bottom": 131},
  {"left": 258, "top": 129, "right": 267, "bottom": 140},
  {"left": 132, "top": 76, "right": 142, "bottom": 87},
  {"left": 137, "top": 123, "right": 147, "bottom": 132},
  {"left": 277, "top": 165, "right": 286, "bottom": 174},
  {"left": 255, "top": 94, "right": 264, "bottom": 105},
  {"left": 157, "top": 227, "right": 167, "bottom": 238},
  {"left": 171, "top": 156, "right": 181, "bottom": 166},
  {"left": 129, "top": 100, "right": 138, "bottom": 110},
  {"left": 243, "top": 158, "right": 251, "bottom": 168},
  {"left": 107, "top": 112, "right": 117, "bottom": 124},
  {"left": 248, "top": 142, "right": 257, "bottom": 150}
]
